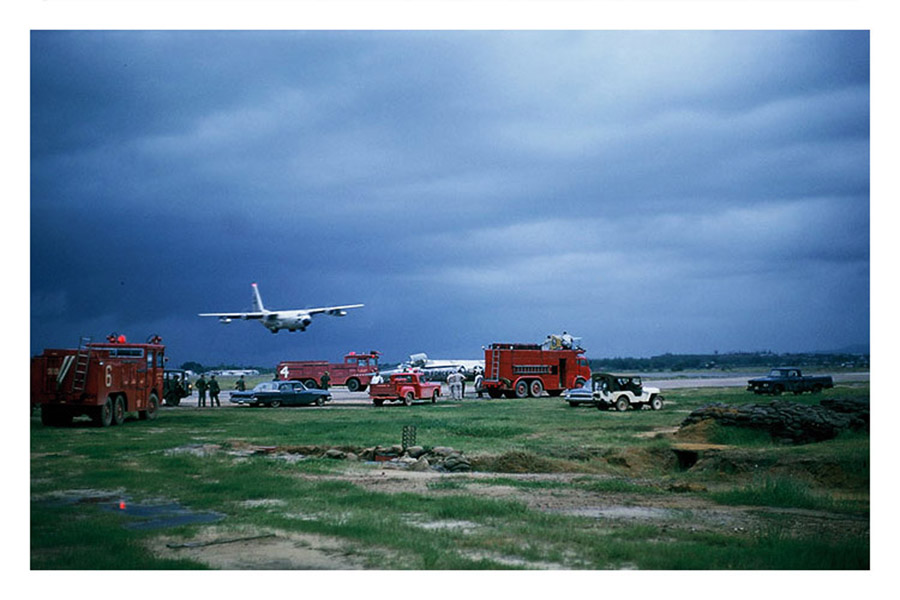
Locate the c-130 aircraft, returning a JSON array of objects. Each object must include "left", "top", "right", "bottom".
[{"left": 199, "top": 283, "right": 363, "bottom": 333}]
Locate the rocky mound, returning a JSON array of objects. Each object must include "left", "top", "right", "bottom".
[{"left": 680, "top": 397, "right": 869, "bottom": 444}]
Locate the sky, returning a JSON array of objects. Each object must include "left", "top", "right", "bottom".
[{"left": 30, "top": 30, "right": 870, "bottom": 368}]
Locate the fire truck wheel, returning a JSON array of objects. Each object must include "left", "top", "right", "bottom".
[
  {"left": 514, "top": 380, "right": 530, "bottom": 399},
  {"left": 304, "top": 379, "right": 318, "bottom": 389},
  {"left": 346, "top": 378, "right": 360, "bottom": 392},
  {"left": 487, "top": 389, "right": 503, "bottom": 399},
  {"left": 431, "top": 391, "right": 439, "bottom": 403},
  {"left": 529, "top": 380, "right": 544, "bottom": 397},
  {"left": 140, "top": 392, "right": 160, "bottom": 420},
  {"left": 574, "top": 377, "right": 587, "bottom": 388},
  {"left": 403, "top": 392, "right": 414, "bottom": 406},
  {"left": 615, "top": 397, "right": 629, "bottom": 412},
  {"left": 373, "top": 398, "right": 384, "bottom": 407},
  {"left": 97, "top": 398, "right": 114, "bottom": 427},
  {"left": 113, "top": 396, "right": 126, "bottom": 426}
]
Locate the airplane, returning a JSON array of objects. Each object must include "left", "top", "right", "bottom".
[
  {"left": 381, "top": 353, "right": 485, "bottom": 381},
  {"left": 199, "top": 283, "right": 363, "bottom": 334}
]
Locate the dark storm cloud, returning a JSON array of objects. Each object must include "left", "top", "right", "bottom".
[{"left": 31, "top": 31, "right": 869, "bottom": 365}]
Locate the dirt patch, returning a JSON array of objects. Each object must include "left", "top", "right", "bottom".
[{"left": 150, "top": 527, "right": 366, "bottom": 569}]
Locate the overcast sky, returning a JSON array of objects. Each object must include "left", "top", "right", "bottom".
[{"left": 30, "top": 30, "right": 869, "bottom": 367}]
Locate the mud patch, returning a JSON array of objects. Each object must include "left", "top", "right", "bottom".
[
  {"left": 151, "top": 528, "right": 366, "bottom": 569},
  {"left": 557, "top": 506, "right": 675, "bottom": 520},
  {"left": 462, "top": 550, "right": 568, "bottom": 570}
]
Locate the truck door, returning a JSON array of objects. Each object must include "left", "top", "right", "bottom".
[{"left": 558, "top": 359, "right": 568, "bottom": 388}]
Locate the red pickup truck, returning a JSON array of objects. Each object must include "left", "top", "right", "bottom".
[{"left": 368, "top": 371, "right": 442, "bottom": 406}]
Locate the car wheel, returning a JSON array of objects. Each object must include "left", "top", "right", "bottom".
[
  {"left": 315, "top": 396, "right": 324, "bottom": 407},
  {"left": 615, "top": 397, "right": 629, "bottom": 412},
  {"left": 270, "top": 399, "right": 282, "bottom": 408},
  {"left": 515, "top": 380, "right": 529, "bottom": 398},
  {"left": 346, "top": 378, "right": 360, "bottom": 392},
  {"left": 651, "top": 396, "right": 664, "bottom": 411},
  {"left": 403, "top": 392, "right": 414, "bottom": 406},
  {"left": 113, "top": 395, "right": 126, "bottom": 426}
]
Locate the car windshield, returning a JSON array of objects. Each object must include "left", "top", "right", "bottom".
[
  {"left": 769, "top": 369, "right": 787, "bottom": 377},
  {"left": 252, "top": 382, "right": 279, "bottom": 392}
]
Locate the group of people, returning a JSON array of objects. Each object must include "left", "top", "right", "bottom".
[
  {"left": 194, "top": 374, "right": 223, "bottom": 407},
  {"left": 447, "top": 367, "right": 485, "bottom": 400}
]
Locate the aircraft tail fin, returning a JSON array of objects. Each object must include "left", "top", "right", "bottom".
[{"left": 251, "top": 283, "right": 265, "bottom": 312}]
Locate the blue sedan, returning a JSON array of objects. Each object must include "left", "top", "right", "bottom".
[{"left": 230, "top": 381, "right": 331, "bottom": 408}]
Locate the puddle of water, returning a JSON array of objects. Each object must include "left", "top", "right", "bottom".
[
  {"left": 100, "top": 501, "right": 225, "bottom": 530},
  {"left": 39, "top": 490, "right": 225, "bottom": 530}
]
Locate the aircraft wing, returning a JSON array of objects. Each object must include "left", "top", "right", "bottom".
[
  {"left": 198, "top": 312, "right": 266, "bottom": 320},
  {"left": 305, "top": 304, "right": 364, "bottom": 316}
]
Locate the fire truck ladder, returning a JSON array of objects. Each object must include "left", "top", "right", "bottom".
[
  {"left": 70, "top": 336, "right": 93, "bottom": 394},
  {"left": 490, "top": 347, "right": 501, "bottom": 380}
]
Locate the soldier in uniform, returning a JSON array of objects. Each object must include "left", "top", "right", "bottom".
[
  {"left": 319, "top": 371, "right": 331, "bottom": 390},
  {"left": 235, "top": 375, "right": 246, "bottom": 391},
  {"left": 208, "top": 375, "right": 221, "bottom": 407},
  {"left": 196, "top": 374, "right": 208, "bottom": 407}
]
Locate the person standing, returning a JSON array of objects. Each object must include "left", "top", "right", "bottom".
[
  {"left": 235, "top": 375, "right": 246, "bottom": 391},
  {"left": 196, "top": 374, "right": 208, "bottom": 407},
  {"left": 320, "top": 371, "right": 331, "bottom": 391},
  {"left": 474, "top": 370, "right": 485, "bottom": 398},
  {"left": 447, "top": 371, "right": 462, "bottom": 400},
  {"left": 208, "top": 375, "right": 221, "bottom": 407}
]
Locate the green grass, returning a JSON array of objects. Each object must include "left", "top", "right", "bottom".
[
  {"left": 31, "top": 383, "right": 869, "bottom": 569},
  {"left": 708, "top": 476, "right": 862, "bottom": 514}
]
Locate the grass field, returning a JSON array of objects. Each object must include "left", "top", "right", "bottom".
[{"left": 30, "top": 383, "right": 869, "bottom": 570}]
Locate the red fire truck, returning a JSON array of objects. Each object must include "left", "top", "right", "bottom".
[
  {"left": 31, "top": 334, "right": 166, "bottom": 427},
  {"left": 481, "top": 342, "right": 591, "bottom": 399},
  {"left": 276, "top": 351, "right": 380, "bottom": 392}
]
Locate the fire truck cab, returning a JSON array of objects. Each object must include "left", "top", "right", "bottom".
[
  {"left": 276, "top": 351, "right": 380, "bottom": 392},
  {"left": 31, "top": 334, "right": 166, "bottom": 427},
  {"left": 482, "top": 342, "right": 591, "bottom": 399}
]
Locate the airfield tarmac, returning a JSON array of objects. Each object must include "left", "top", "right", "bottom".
[{"left": 172, "top": 371, "right": 870, "bottom": 409}]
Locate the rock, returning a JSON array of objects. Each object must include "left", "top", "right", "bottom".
[
  {"left": 409, "top": 457, "right": 430, "bottom": 471},
  {"left": 324, "top": 449, "right": 346, "bottom": 459},
  {"left": 345, "top": 453, "right": 358, "bottom": 462},
  {"left": 431, "top": 446, "right": 456, "bottom": 456},
  {"left": 406, "top": 446, "right": 427, "bottom": 459},
  {"left": 679, "top": 398, "right": 869, "bottom": 444}
]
